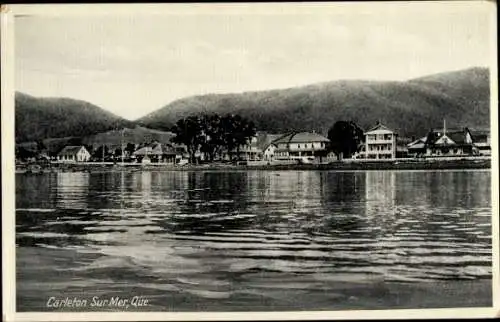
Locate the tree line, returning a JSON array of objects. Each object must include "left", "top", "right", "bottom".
[
  {"left": 171, "top": 113, "right": 256, "bottom": 163},
  {"left": 15, "top": 116, "right": 366, "bottom": 163}
]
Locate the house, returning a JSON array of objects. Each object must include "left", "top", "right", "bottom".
[
  {"left": 271, "top": 131, "right": 330, "bottom": 162},
  {"left": 363, "top": 122, "right": 397, "bottom": 160},
  {"left": 470, "top": 129, "right": 491, "bottom": 156},
  {"left": 423, "top": 127, "right": 478, "bottom": 157},
  {"left": 57, "top": 146, "right": 91, "bottom": 162},
  {"left": 228, "top": 135, "right": 263, "bottom": 161},
  {"left": 225, "top": 132, "right": 284, "bottom": 162},
  {"left": 262, "top": 134, "right": 286, "bottom": 162},
  {"left": 133, "top": 142, "right": 178, "bottom": 164},
  {"left": 407, "top": 136, "right": 428, "bottom": 157}
]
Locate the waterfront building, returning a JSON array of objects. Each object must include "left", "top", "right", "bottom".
[
  {"left": 407, "top": 136, "right": 428, "bottom": 157},
  {"left": 423, "top": 125, "right": 478, "bottom": 157},
  {"left": 363, "top": 123, "right": 397, "bottom": 160},
  {"left": 272, "top": 131, "right": 330, "bottom": 161},
  {"left": 57, "top": 145, "right": 91, "bottom": 162},
  {"left": 471, "top": 129, "right": 491, "bottom": 156},
  {"left": 228, "top": 132, "right": 284, "bottom": 162},
  {"left": 133, "top": 142, "right": 178, "bottom": 163}
]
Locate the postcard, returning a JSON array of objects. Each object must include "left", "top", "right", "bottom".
[{"left": 2, "top": 2, "right": 499, "bottom": 321}]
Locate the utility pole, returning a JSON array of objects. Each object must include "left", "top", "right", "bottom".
[{"left": 121, "top": 128, "right": 125, "bottom": 166}]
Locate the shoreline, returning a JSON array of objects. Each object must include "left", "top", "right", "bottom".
[{"left": 16, "top": 158, "right": 491, "bottom": 173}]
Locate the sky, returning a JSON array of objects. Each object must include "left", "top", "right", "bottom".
[{"left": 14, "top": 2, "right": 494, "bottom": 120}]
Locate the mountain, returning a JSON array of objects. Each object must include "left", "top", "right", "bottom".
[
  {"left": 15, "top": 92, "right": 134, "bottom": 143},
  {"left": 138, "top": 67, "right": 490, "bottom": 138}
]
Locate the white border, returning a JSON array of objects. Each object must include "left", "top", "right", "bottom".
[{"left": 2, "top": 2, "right": 499, "bottom": 321}]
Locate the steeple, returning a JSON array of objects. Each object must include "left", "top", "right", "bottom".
[{"left": 443, "top": 119, "right": 446, "bottom": 136}]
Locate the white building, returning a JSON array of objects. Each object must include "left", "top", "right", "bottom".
[
  {"left": 272, "top": 131, "right": 330, "bottom": 161},
  {"left": 363, "top": 123, "right": 397, "bottom": 160},
  {"left": 57, "top": 146, "right": 91, "bottom": 162}
]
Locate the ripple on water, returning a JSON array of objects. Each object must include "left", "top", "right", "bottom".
[{"left": 15, "top": 170, "right": 493, "bottom": 306}]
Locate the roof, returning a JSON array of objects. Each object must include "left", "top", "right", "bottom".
[
  {"left": 365, "top": 123, "right": 395, "bottom": 134},
  {"left": 407, "top": 137, "right": 427, "bottom": 149},
  {"left": 58, "top": 146, "right": 86, "bottom": 155},
  {"left": 470, "top": 130, "right": 489, "bottom": 143},
  {"left": 272, "top": 132, "right": 329, "bottom": 145},
  {"left": 256, "top": 133, "right": 284, "bottom": 150},
  {"left": 408, "top": 142, "right": 426, "bottom": 150},
  {"left": 425, "top": 128, "right": 472, "bottom": 146}
]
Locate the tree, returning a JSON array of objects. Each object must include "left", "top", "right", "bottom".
[
  {"left": 199, "top": 114, "right": 224, "bottom": 162},
  {"left": 327, "top": 121, "right": 364, "bottom": 159},
  {"left": 114, "top": 147, "right": 122, "bottom": 157},
  {"left": 172, "top": 115, "right": 204, "bottom": 164},
  {"left": 67, "top": 136, "right": 83, "bottom": 146},
  {"left": 220, "top": 114, "right": 256, "bottom": 161},
  {"left": 125, "top": 142, "right": 136, "bottom": 156},
  {"left": 231, "top": 115, "right": 256, "bottom": 160},
  {"left": 93, "top": 145, "right": 110, "bottom": 161},
  {"left": 35, "top": 140, "right": 47, "bottom": 153}
]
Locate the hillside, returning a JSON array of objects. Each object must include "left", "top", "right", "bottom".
[
  {"left": 138, "top": 67, "right": 490, "bottom": 138},
  {"left": 17, "top": 126, "right": 177, "bottom": 156},
  {"left": 15, "top": 92, "right": 134, "bottom": 143},
  {"left": 81, "top": 126, "right": 176, "bottom": 149}
]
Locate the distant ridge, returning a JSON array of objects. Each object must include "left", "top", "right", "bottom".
[
  {"left": 138, "top": 67, "right": 490, "bottom": 138},
  {"left": 15, "top": 92, "right": 134, "bottom": 143},
  {"left": 15, "top": 67, "right": 490, "bottom": 144}
]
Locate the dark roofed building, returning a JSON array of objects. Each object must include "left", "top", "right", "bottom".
[
  {"left": 423, "top": 127, "right": 478, "bottom": 157},
  {"left": 407, "top": 136, "right": 427, "bottom": 157},
  {"left": 470, "top": 129, "right": 491, "bottom": 156}
]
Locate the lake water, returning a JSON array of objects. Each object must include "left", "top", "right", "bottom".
[{"left": 16, "top": 170, "right": 492, "bottom": 311}]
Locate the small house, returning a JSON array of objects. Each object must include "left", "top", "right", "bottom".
[
  {"left": 471, "top": 129, "right": 491, "bottom": 156},
  {"left": 407, "top": 137, "right": 427, "bottom": 157},
  {"left": 57, "top": 146, "right": 91, "bottom": 162},
  {"left": 133, "top": 142, "right": 178, "bottom": 164}
]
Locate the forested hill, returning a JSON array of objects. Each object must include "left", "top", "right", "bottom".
[
  {"left": 15, "top": 92, "right": 134, "bottom": 143},
  {"left": 138, "top": 67, "right": 490, "bottom": 138}
]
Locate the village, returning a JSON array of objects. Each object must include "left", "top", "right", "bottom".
[{"left": 15, "top": 119, "right": 491, "bottom": 170}]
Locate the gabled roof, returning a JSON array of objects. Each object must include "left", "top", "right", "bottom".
[
  {"left": 257, "top": 133, "right": 284, "bottom": 150},
  {"left": 425, "top": 128, "right": 472, "bottom": 146},
  {"left": 407, "top": 136, "right": 427, "bottom": 148},
  {"left": 58, "top": 146, "right": 85, "bottom": 155},
  {"left": 272, "top": 131, "right": 329, "bottom": 144},
  {"left": 365, "top": 123, "right": 395, "bottom": 134},
  {"left": 407, "top": 142, "right": 426, "bottom": 150}
]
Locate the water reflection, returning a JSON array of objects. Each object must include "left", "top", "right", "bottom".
[{"left": 16, "top": 170, "right": 492, "bottom": 301}]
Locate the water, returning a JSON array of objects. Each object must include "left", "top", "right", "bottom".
[{"left": 16, "top": 170, "right": 492, "bottom": 311}]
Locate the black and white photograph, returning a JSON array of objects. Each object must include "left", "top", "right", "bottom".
[{"left": 2, "top": 2, "right": 499, "bottom": 321}]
